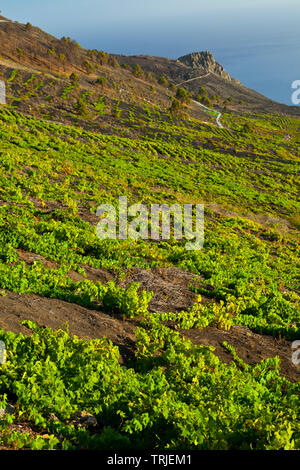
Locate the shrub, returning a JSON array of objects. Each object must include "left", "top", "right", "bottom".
[
  {"left": 133, "top": 64, "right": 144, "bottom": 78},
  {"left": 112, "top": 100, "right": 121, "bottom": 118},
  {"left": 176, "top": 87, "right": 191, "bottom": 104},
  {"left": 69, "top": 72, "right": 79, "bottom": 84},
  {"left": 242, "top": 122, "right": 253, "bottom": 133},
  {"left": 83, "top": 60, "right": 95, "bottom": 74},
  {"left": 199, "top": 86, "right": 208, "bottom": 96},
  {"left": 96, "top": 76, "right": 107, "bottom": 86},
  {"left": 196, "top": 95, "right": 213, "bottom": 108},
  {"left": 146, "top": 72, "right": 154, "bottom": 82},
  {"left": 169, "top": 97, "right": 186, "bottom": 117},
  {"left": 158, "top": 75, "right": 168, "bottom": 86},
  {"left": 108, "top": 56, "right": 119, "bottom": 68},
  {"left": 16, "top": 48, "right": 24, "bottom": 59},
  {"left": 74, "top": 97, "right": 89, "bottom": 117},
  {"left": 97, "top": 51, "right": 109, "bottom": 65}
]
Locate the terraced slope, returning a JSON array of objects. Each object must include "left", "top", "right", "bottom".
[
  {"left": 0, "top": 101, "right": 299, "bottom": 450},
  {"left": 0, "top": 15, "right": 299, "bottom": 452}
]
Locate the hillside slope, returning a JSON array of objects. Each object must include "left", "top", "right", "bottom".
[
  {"left": 114, "top": 51, "right": 300, "bottom": 116},
  {"left": 1, "top": 14, "right": 300, "bottom": 124},
  {"left": 0, "top": 15, "right": 299, "bottom": 451}
]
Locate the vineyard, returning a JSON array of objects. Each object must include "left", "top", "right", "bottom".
[{"left": 0, "top": 86, "right": 299, "bottom": 450}]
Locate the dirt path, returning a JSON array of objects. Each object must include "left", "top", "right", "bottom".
[
  {"left": 177, "top": 73, "right": 224, "bottom": 128},
  {"left": 192, "top": 99, "right": 224, "bottom": 128},
  {"left": 177, "top": 72, "right": 211, "bottom": 87}
]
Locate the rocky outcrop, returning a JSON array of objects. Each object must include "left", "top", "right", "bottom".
[{"left": 177, "top": 51, "right": 234, "bottom": 82}]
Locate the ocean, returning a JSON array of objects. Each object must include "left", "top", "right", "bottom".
[
  {"left": 214, "top": 40, "right": 299, "bottom": 105},
  {"left": 5, "top": 1, "right": 299, "bottom": 106}
]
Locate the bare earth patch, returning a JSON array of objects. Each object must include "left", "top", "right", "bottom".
[
  {"left": 181, "top": 326, "right": 299, "bottom": 383},
  {"left": 0, "top": 291, "right": 136, "bottom": 364},
  {"left": 0, "top": 253, "right": 298, "bottom": 383},
  {"left": 0, "top": 284, "right": 299, "bottom": 381},
  {"left": 123, "top": 266, "right": 200, "bottom": 312}
]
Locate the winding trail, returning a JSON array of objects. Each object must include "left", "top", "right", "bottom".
[
  {"left": 177, "top": 73, "right": 223, "bottom": 128},
  {"left": 192, "top": 99, "right": 223, "bottom": 128},
  {"left": 177, "top": 72, "right": 211, "bottom": 87}
]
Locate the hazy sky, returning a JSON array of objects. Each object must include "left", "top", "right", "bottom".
[{"left": 1, "top": 1, "right": 299, "bottom": 104}]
